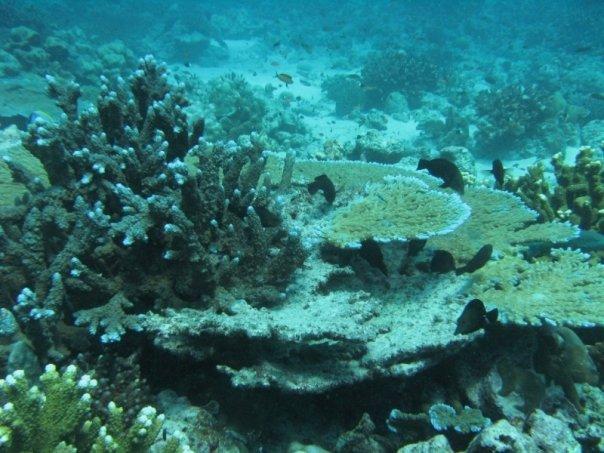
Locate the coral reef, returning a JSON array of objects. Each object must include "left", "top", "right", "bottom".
[
  {"left": 473, "top": 84, "right": 570, "bottom": 157},
  {"left": 429, "top": 187, "right": 578, "bottom": 261},
  {"left": 321, "top": 74, "right": 365, "bottom": 116},
  {"left": 0, "top": 364, "right": 184, "bottom": 452},
  {"left": 142, "top": 254, "right": 475, "bottom": 393},
  {"left": 361, "top": 49, "right": 441, "bottom": 108},
  {"left": 0, "top": 57, "right": 304, "bottom": 359},
  {"left": 388, "top": 403, "right": 491, "bottom": 436},
  {"left": 0, "top": 126, "right": 48, "bottom": 207},
  {"left": 205, "top": 73, "right": 267, "bottom": 140},
  {"left": 1, "top": 26, "right": 135, "bottom": 83},
  {"left": 471, "top": 249, "right": 603, "bottom": 327},
  {"left": 506, "top": 146, "right": 604, "bottom": 232},
  {"left": 326, "top": 176, "right": 470, "bottom": 248}
]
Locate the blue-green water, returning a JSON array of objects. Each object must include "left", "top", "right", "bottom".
[{"left": 0, "top": 1, "right": 602, "bottom": 451}]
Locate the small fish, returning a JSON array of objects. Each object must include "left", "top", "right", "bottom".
[
  {"left": 417, "top": 158, "right": 464, "bottom": 194},
  {"left": 0, "top": 114, "right": 29, "bottom": 130},
  {"left": 276, "top": 72, "right": 294, "bottom": 86},
  {"left": 307, "top": 174, "right": 336, "bottom": 204},
  {"left": 456, "top": 244, "right": 493, "bottom": 275},
  {"left": 430, "top": 250, "right": 456, "bottom": 273},
  {"left": 455, "top": 299, "right": 498, "bottom": 335},
  {"left": 184, "top": 62, "right": 191, "bottom": 68},
  {"left": 574, "top": 45, "right": 592, "bottom": 53},
  {"left": 28, "top": 110, "right": 54, "bottom": 125},
  {"left": 407, "top": 238, "right": 427, "bottom": 257},
  {"left": 273, "top": 40, "right": 281, "bottom": 48},
  {"left": 491, "top": 159, "right": 505, "bottom": 187},
  {"left": 360, "top": 239, "right": 388, "bottom": 276},
  {"left": 590, "top": 93, "right": 604, "bottom": 101}
]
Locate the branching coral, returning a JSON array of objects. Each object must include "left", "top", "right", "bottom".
[
  {"left": 0, "top": 57, "right": 304, "bottom": 353},
  {"left": 0, "top": 364, "right": 185, "bottom": 452},
  {"left": 325, "top": 176, "right": 471, "bottom": 248},
  {"left": 361, "top": 49, "right": 441, "bottom": 108},
  {"left": 506, "top": 147, "right": 603, "bottom": 232}
]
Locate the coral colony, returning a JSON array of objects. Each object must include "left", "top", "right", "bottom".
[{"left": 0, "top": 1, "right": 602, "bottom": 451}]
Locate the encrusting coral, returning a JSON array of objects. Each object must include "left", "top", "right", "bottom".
[
  {"left": 0, "top": 56, "right": 305, "bottom": 357},
  {"left": 0, "top": 364, "right": 187, "bottom": 452}
]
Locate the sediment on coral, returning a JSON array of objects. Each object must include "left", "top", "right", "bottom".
[{"left": 0, "top": 56, "right": 305, "bottom": 357}]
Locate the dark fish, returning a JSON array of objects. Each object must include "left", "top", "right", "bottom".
[
  {"left": 307, "top": 174, "right": 336, "bottom": 204},
  {"left": 430, "top": 250, "right": 456, "bottom": 273},
  {"left": 360, "top": 239, "right": 388, "bottom": 276},
  {"left": 456, "top": 244, "right": 493, "bottom": 275},
  {"left": 455, "top": 299, "right": 498, "bottom": 335},
  {"left": 407, "top": 238, "right": 427, "bottom": 257},
  {"left": 491, "top": 159, "right": 505, "bottom": 187},
  {"left": 184, "top": 62, "right": 191, "bottom": 68},
  {"left": 273, "top": 40, "right": 281, "bottom": 48},
  {"left": 276, "top": 72, "right": 294, "bottom": 86},
  {"left": 590, "top": 93, "right": 604, "bottom": 101},
  {"left": 574, "top": 45, "right": 592, "bottom": 53},
  {"left": 0, "top": 114, "right": 29, "bottom": 130},
  {"left": 189, "top": 117, "right": 205, "bottom": 146},
  {"left": 417, "top": 158, "right": 464, "bottom": 194}
]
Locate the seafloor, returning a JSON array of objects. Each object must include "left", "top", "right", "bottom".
[{"left": 0, "top": 1, "right": 602, "bottom": 452}]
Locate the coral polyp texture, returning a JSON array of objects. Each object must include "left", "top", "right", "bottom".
[
  {"left": 471, "top": 248, "right": 604, "bottom": 328},
  {"left": 325, "top": 176, "right": 471, "bottom": 248},
  {"left": 0, "top": 365, "right": 183, "bottom": 452},
  {"left": 429, "top": 187, "right": 578, "bottom": 261},
  {"left": 0, "top": 56, "right": 304, "bottom": 353}
]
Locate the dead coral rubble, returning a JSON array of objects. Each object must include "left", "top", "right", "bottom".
[{"left": 0, "top": 56, "right": 304, "bottom": 357}]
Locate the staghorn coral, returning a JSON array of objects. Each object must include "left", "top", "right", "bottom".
[
  {"left": 0, "top": 57, "right": 304, "bottom": 354},
  {"left": 471, "top": 248, "right": 604, "bottom": 327},
  {"left": 73, "top": 353, "right": 152, "bottom": 426},
  {"left": 0, "top": 364, "right": 185, "bottom": 452},
  {"left": 325, "top": 176, "right": 471, "bottom": 248}
]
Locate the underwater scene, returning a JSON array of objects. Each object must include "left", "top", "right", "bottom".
[{"left": 0, "top": 0, "right": 603, "bottom": 451}]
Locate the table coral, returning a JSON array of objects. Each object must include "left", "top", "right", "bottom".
[
  {"left": 429, "top": 187, "right": 578, "bottom": 262},
  {"left": 325, "top": 176, "right": 471, "bottom": 248},
  {"left": 471, "top": 249, "right": 604, "bottom": 327}
]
